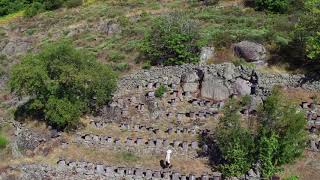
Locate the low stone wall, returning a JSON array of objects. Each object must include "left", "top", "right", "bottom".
[
  {"left": 90, "top": 121, "right": 211, "bottom": 136},
  {"left": 74, "top": 133, "right": 202, "bottom": 157},
  {"left": 116, "top": 63, "right": 320, "bottom": 98},
  {"left": 57, "top": 159, "right": 222, "bottom": 180}
]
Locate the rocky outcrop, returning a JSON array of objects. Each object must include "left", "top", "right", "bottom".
[
  {"left": 200, "top": 73, "right": 230, "bottom": 101},
  {"left": 233, "top": 41, "right": 267, "bottom": 63},
  {"left": 1, "top": 38, "right": 32, "bottom": 56},
  {"left": 116, "top": 63, "right": 320, "bottom": 99}
]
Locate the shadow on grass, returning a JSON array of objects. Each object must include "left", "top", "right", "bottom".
[{"left": 197, "top": 132, "right": 224, "bottom": 168}]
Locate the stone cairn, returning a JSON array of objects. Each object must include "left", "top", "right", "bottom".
[{"left": 57, "top": 159, "right": 222, "bottom": 180}]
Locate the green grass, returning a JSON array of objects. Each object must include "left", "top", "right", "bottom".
[
  {"left": 0, "top": 11, "right": 24, "bottom": 25},
  {"left": 0, "top": 135, "right": 8, "bottom": 150},
  {"left": 117, "top": 152, "right": 139, "bottom": 162}
]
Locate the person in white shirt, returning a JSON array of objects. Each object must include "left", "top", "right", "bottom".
[{"left": 165, "top": 149, "right": 172, "bottom": 168}]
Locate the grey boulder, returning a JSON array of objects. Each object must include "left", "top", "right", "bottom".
[{"left": 233, "top": 41, "right": 267, "bottom": 62}]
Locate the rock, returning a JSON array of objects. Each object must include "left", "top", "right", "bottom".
[
  {"left": 249, "top": 95, "right": 263, "bottom": 112},
  {"left": 199, "top": 47, "right": 214, "bottom": 64},
  {"left": 233, "top": 41, "right": 267, "bottom": 62},
  {"left": 234, "top": 78, "right": 251, "bottom": 96},
  {"left": 200, "top": 73, "right": 230, "bottom": 101},
  {"left": 2, "top": 39, "right": 31, "bottom": 56},
  {"left": 223, "top": 63, "right": 235, "bottom": 80},
  {"left": 181, "top": 71, "right": 200, "bottom": 83},
  {"left": 182, "top": 82, "right": 199, "bottom": 93},
  {"left": 97, "top": 20, "right": 121, "bottom": 35},
  {"left": 16, "top": 128, "right": 47, "bottom": 154}
]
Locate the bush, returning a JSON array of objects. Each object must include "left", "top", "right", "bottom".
[
  {"left": 141, "top": 13, "right": 200, "bottom": 65},
  {"left": 306, "top": 32, "right": 320, "bottom": 60},
  {"left": 0, "top": 135, "right": 8, "bottom": 150},
  {"left": 200, "top": 0, "right": 220, "bottom": 6},
  {"left": 9, "top": 41, "right": 117, "bottom": 130},
  {"left": 24, "top": 2, "right": 44, "bottom": 17},
  {"left": 255, "top": 0, "right": 289, "bottom": 13},
  {"left": 155, "top": 85, "right": 167, "bottom": 98},
  {"left": 216, "top": 99, "right": 254, "bottom": 177},
  {"left": 42, "top": 0, "right": 63, "bottom": 10},
  {"left": 64, "top": 0, "right": 83, "bottom": 8},
  {"left": 216, "top": 88, "right": 307, "bottom": 178}
]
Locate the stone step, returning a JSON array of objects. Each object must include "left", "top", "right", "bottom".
[{"left": 57, "top": 159, "right": 222, "bottom": 180}]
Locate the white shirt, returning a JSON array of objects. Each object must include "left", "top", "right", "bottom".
[{"left": 166, "top": 150, "right": 172, "bottom": 163}]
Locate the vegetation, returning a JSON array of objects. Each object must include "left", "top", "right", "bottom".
[
  {"left": 255, "top": 0, "right": 289, "bottom": 13},
  {"left": 155, "top": 85, "right": 167, "bottom": 98},
  {"left": 141, "top": 13, "right": 200, "bottom": 65},
  {"left": 216, "top": 88, "right": 307, "bottom": 178},
  {"left": 0, "top": 135, "right": 8, "bottom": 150},
  {"left": 216, "top": 99, "right": 254, "bottom": 177},
  {"left": 0, "top": 0, "right": 82, "bottom": 17},
  {"left": 9, "top": 41, "right": 117, "bottom": 130}
]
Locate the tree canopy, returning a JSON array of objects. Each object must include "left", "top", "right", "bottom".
[
  {"left": 10, "top": 41, "right": 117, "bottom": 130},
  {"left": 216, "top": 88, "right": 307, "bottom": 178}
]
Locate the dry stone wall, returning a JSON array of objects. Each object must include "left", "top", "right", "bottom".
[
  {"left": 116, "top": 63, "right": 320, "bottom": 98},
  {"left": 74, "top": 133, "right": 202, "bottom": 157}
]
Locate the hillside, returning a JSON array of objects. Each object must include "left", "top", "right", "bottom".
[{"left": 1, "top": 0, "right": 320, "bottom": 180}]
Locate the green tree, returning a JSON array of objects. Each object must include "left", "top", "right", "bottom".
[
  {"left": 216, "top": 99, "right": 254, "bottom": 177},
  {"left": 141, "top": 13, "right": 200, "bottom": 65},
  {"left": 10, "top": 41, "right": 117, "bottom": 130},
  {"left": 255, "top": 0, "right": 289, "bottom": 13},
  {"left": 257, "top": 130, "right": 279, "bottom": 177},
  {"left": 256, "top": 88, "right": 307, "bottom": 176},
  {"left": 306, "top": 32, "right": 320, "bottom": 60}
]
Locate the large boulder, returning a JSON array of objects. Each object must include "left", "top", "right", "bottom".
[
  {"left": 181, "top": 71, "right": 200, "bottom": 92},
  {"left": 233, "top": 41, "right": 267, "bottom": 62},
  {"left": 181, "top": 71, "right": 200, "bottom": 83},
  {"left": 199, "top": 47, "right": 214, "bottom": 64},
  {"left": 182, "top": 83, "right": 199, "bottom": 92},
  {"left": 2, "top": 39, "right": 31, "bottom": 56},
  {"left": 200, "top": 73, "right": 230, "bottom": 101},
  {"left": 234, "top": 78, "right": 251, "bottom": 96},
  {"left": 97, "top": 20, "right": 121, "bottom": 35}
]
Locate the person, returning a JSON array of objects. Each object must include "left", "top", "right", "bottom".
[{"left": 165, "top": 149, "right": 172, "bottom": 168}]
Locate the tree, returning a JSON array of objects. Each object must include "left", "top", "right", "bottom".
[
  {"left": 254, "top": 0, "right": 289, "bottom": 13},
  {"left": 256, "top": 87, "right": 307, "bottom": 176},
  {"left": 293, "top": 0, "right": 320, "bottom": 61},
  {"left": 216, "top": 98, "right": 255, "bottom": 177},
  {"left": 141, "top": 13, "right": 200, "bottom": 66},
  {"left": 215, "top": 88, "right": 307, "bottom": 178},
  {"left": 10, "top": 41, "right": 117, "bottom": 130}
]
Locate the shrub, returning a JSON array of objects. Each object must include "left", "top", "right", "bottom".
[
  {"left": 255, "top": 0, "right": 289, "bottom": 13},
  {"left": 24, "top": 2, "right": 44, "bottom": 17},
  {"left": 113, "top": 63, "right": 129, "bottom": 72},
  {"left": 306, "top": 32, "right": 320, "bottom": 60},
  {"left": 0, "top": 135, "right": 8, "bottom": 150},
  {"left": 64, "top": 0, "right": 83, "bottom": 8},
  {"left": 42, "top": 0, "right": 63, "bottom": 10},
  {"left": 200, "top": 0, "right": 220, "bottom": 6},
  {"left": 141, "top": 13, "right": 200, "bottom": 65},
  {"left": 9, "top": 41, "right": 117, "bottom": 130},
  {"left": 216, "top": 99, "right": 254, "bottom": 177},
  {"left": 216, "top": 88, "right": 307, "bottom": 178},
  {"left": 155, "top": 85, "right": 167, "bottom": 98}
]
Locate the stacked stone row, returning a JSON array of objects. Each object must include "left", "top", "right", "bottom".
[
  {"left": 75, "top": 133, "right": 201, "bottom": 155},
  {"left": 57, "top": 159, "right": 222, "bottom": 180},
  {"left": 90, "top": 121, "right": 211, "bottom": 136}
]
